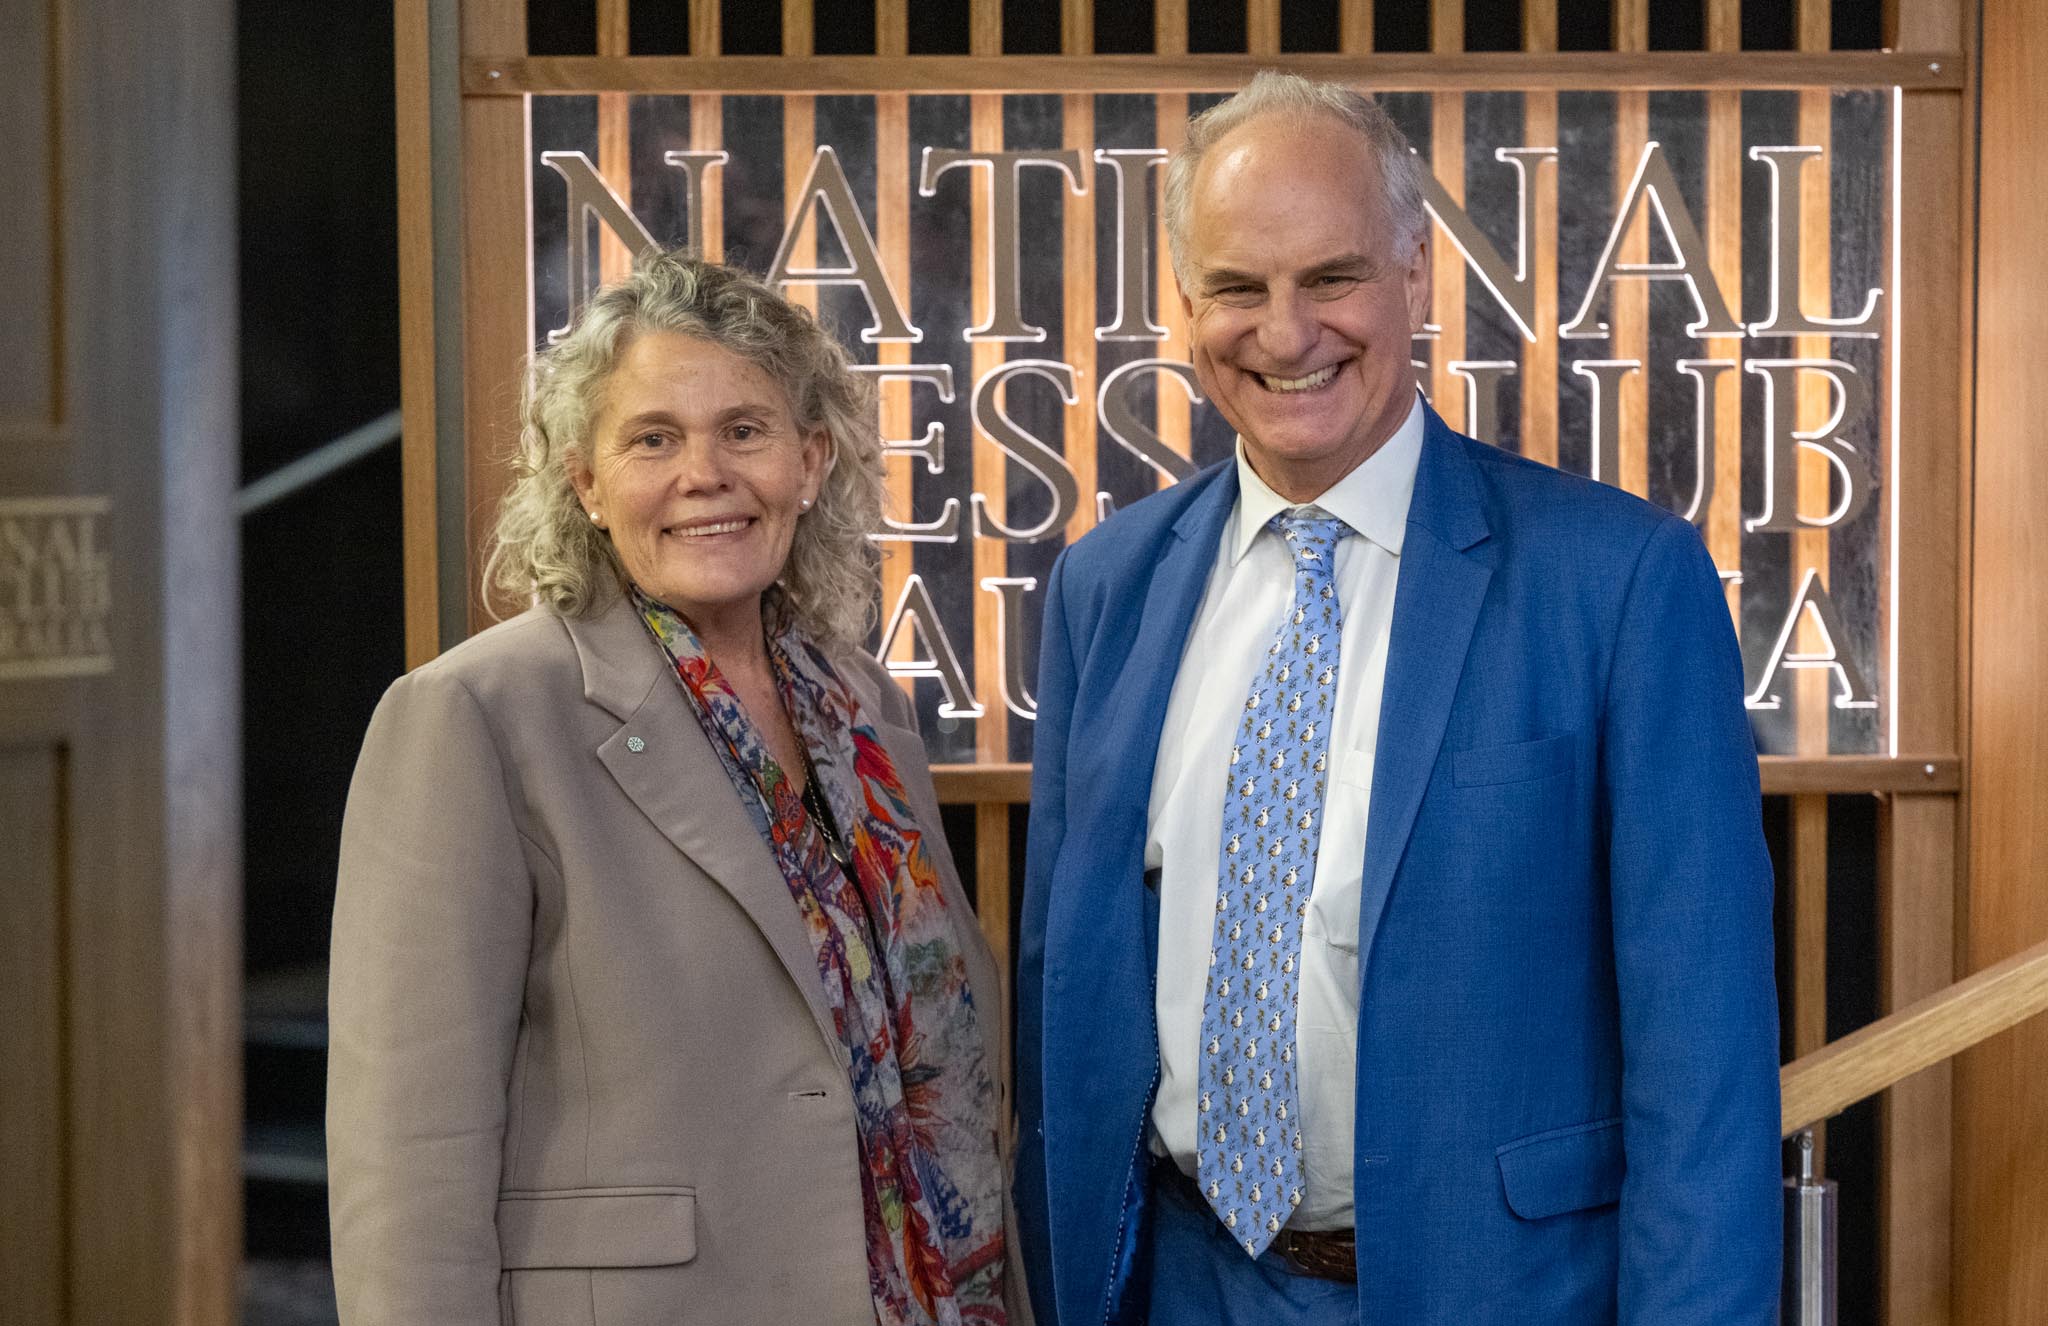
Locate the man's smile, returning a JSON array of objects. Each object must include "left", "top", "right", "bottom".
[{"left": 1255, "top": 364, "right": 1343, "bottom": 393}]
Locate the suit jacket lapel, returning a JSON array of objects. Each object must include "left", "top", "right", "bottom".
[
  {"left": 1096, "top": 469, "right": 1241, "bottom": 844},
  {"left": 1359, "top": 412, "right": 1495, "bottom": 968},
  {"left": 565, "top": 595, "right": 843, "bottom": 1054}
]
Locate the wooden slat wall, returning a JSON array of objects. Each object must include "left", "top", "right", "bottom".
[{"left": 412, "top": 7, "right": 1992, "bottom": 1324}]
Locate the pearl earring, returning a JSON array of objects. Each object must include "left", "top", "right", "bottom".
[
  {"left": 587, "top": 510, "right": 603, "bottom": 526},
  {"left": 799, "top": 497, "right": 813, "bottom": 512}
]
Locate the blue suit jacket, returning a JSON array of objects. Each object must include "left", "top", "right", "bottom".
[{"left": 1016, "top": 408, "right": 1782, "bottom": 1325}]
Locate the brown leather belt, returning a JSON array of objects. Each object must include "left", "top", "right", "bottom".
[{"left": 1152, "top": 1157, "right": 1358, "bottom": 1283}]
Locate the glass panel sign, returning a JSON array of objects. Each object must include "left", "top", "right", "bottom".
[{"left": 529, "top": 88, "right": 1897, "bottom": 760}]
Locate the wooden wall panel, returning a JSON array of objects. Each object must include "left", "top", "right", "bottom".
[
  {"left": 395, "top": 0, "right": 443, "bottom": 667},
  {"left": 0, "top": 744, "right": 65, "bottom": 1322},
  {"left": 1961, "top": 0, "right": 2048, "bottom": 1319},
  {"left": 461, "top": 0, "right": 532, "bottom": 631},
  {"left": 0, "top": 0, "right": 59, "bottom": 434},
  {"left": 1883, "top": 13, "right": 1967, "bottom": 1311},
  {"left": 24, "top": 0, "right": 242, "bottom": 1319}
]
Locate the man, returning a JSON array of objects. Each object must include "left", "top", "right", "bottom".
[{"left": 1016, "top": 73, "right": 1780, "bottom": 1326}]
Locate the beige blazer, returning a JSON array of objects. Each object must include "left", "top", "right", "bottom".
[{"left": 327, "top": 594, "right": 1026, "bottom": 1326}]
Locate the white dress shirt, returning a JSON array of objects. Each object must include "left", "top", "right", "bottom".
[{"left": 1145, "top": 394, "right": 1424, "bottom": 1231}]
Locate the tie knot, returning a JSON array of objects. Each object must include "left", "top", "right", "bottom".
[{"left": 1272, "top": 510, "right": 1347, "bottom": 568}]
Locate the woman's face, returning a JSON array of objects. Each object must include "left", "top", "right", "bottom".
[{"left": 570, "top": 330, "right": 827, "bottom": 634}]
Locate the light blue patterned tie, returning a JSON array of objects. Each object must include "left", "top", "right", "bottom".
[{"left": 1196, "top": 509, "right": 1347, "bottom": 1258}]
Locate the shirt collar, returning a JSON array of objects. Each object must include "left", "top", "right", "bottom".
[{"left": 1227, "top": 391, "right": 1425, "bottom": 564}]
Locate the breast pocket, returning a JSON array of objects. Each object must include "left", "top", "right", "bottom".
[{"left": 1451, "top": 733, "right": 1574, "bottom": 788}]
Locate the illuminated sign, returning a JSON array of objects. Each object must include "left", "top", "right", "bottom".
[{"left": 530, "top": 89, "right": 1896, "bottom": 758}]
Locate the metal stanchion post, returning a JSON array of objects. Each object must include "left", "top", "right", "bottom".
[{"left": 1782, "top": 1130, "right": 1838, "bottom": 1325}]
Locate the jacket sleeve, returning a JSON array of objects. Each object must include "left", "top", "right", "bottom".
[
  {"left": 1602, "top": 516, "right": 1783, "bottom": 1324},
  {"left": 1015, "top": 547, "right": 1077, "bottom": 1326},
  {"left": 327, "top": 667, "right": 534, "bottom": 1325}
]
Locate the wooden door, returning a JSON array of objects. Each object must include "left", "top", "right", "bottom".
[{"left": 0, "top": 0, "right": 240, "bottom": 1320}]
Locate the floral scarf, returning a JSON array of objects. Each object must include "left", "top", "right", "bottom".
[{"left": 634, "top": 589, "right": 1006, "bottom": 1326}]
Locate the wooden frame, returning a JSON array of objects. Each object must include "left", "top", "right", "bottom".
[
  {"left": 395, "top": 3, "right": 1981, "bottom": 1321},
  {"left": 462, "top": 51, "right": 1963, "bottom": 94}
]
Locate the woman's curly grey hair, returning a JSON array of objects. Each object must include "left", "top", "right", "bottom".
[
  {"left": 487, "top": 248, "right": 885, "bottom": 646},
  {"left": 1163, "top": 71, "right": 1428, "bottom": 288}
]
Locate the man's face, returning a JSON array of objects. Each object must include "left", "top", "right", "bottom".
[{"left": 1178, "top": 113, "right": 1430, "bottom": 503}]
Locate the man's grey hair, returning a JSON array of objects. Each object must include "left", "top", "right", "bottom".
[
  {"left": 486, "top": 248, "right": 885, "bottom": 646},
  {"left": 1163, "top": 71, "right": 1430, "bottom": 288}
]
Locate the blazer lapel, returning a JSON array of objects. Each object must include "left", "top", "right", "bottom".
[
  {"left": 565, "top": 596, "right": 843, "bottom": 1054},
  {"left": 1092, "top": 468, "right": 1242, "bottom": 839},
  {"left": 1358, "top": 413, "right": 1495, "bottom": 968}
]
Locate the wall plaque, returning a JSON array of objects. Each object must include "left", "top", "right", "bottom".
[{"left": 0, "top": 497, "right": 113, "bottom": 680}]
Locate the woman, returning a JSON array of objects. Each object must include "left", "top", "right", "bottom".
[{"left": 328, "top": 250, "right": 1020, "bottom": 1325}]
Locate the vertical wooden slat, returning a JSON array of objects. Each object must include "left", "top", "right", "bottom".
[
  {"left": 1248, "top": 0, "right": 1281, "bottom": 56},
  {"left": 1063, "top": 5, "right": 1098, "bottom": 543},
  {"left": 1156, "top": 0, "right": 1188, "bottom": 56},
  {"left": 1154, "top": 2, "right": 1191, "bottom": 478},
  {"left": 596, "top": 0, "right": 633, "bottom": 284},
  {"left": 1519, "top": 0, "right": 1558, "bottom": 467},
  {"left": 1339, "top": 0, "right": 1374, "bottom": 53},
  {"left": 396, "top": 0, "right": 441, "bottom": 666},
  {"left": 1703, "top": 0, "right": 1743, "bottom": 609},
  {"left": 875, "top": 1, "right": 913, "bottom": 677},
  {"left": 782, "top": 0, "right": 812, "bottom": 55},
  {"left": 967, "top": 0, "right": 1012, "bottom": 1087},
  {"left": 1884, "top": 5, "right": 1965, "bottom": 1324},
  {"left": 460, "top": 0, "right": 532, "bottom": 633},
  {"left": 970, "top": 0, "right": 1000, "bottom": 58},
  {"left": 689, "top": 93, "right": 724, "bottom": 261},
  {"left": 780, "top": 83, "right": 817, "bottom": 318},
  {"left": 1414, "top": 10, "right": 1464, "bottom": 422},
  {"left": 689, "top": 0, "right": 719, "bottom": 59},
  {"left": 1611, "top": 1, "right": 1649, "bottom": 498},
  {"left": 876, "top": 0, "right": 907, "bottom": 60},
  {"left": 1428, "top": 1, "right": 1465, "bottom": 432},
  {"left": 1789, "top": 2, "right": 1833, "bottom": 1176}
]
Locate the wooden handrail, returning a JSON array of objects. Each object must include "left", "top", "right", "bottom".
[{"left": 1780, "top": 937, "right": 2048, "bottom": 1137}]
